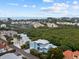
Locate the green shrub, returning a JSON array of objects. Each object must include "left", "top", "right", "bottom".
[
  {"left": 47, "top": 48, "right": 64, "bottom": 59},
  {"left": 30, "top": 49, "right": 48, "bottom": 59},
  {"left": 21, "top": 44, "right": 29, "bottom": 49},
  {"left": 30, "top": 49, "right": 40, "bottom": 57},
  {"left": 22, "top": 57, "right": 27, "bottom": 59},
  {"left": 39, "top": 53, "right": 47, "bottom": 59}
]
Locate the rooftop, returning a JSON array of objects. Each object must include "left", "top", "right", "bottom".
[
  {"left": 63, "top": 50, "right": 79, "bottom": 59},
  {"left": 34, "top": 39, "right": 49, "bottom": 44},
  {"left": 45, "top": 44, "right": 57, "bottom": 49},
  {"left": 0, "top": 43, "right": 5, "bottom": 49}
]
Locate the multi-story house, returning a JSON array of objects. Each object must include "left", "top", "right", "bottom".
[{"left": 30, "top": 39, "right": 57, "bottom": 53}]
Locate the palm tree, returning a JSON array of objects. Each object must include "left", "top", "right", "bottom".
[
  {"left": 13, "top": 34, "right": 22, "bottom": 46},
  {"left": 17, "top": 35, "right": 22, "bottom": 46},
  {"left": 13, "top": 34, "right": 21, "bottom": 42},
  {"left": 4, "top": 35, "right": 13, "bottom": 44}
]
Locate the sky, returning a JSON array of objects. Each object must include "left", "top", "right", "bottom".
[{"left": 0, "top": 0, "right": 79, "bottom": 17}]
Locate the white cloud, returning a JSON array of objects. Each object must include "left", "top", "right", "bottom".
[
  {"left": 23, "top": 5, "right": 28, "bottom": 7},
  {"left": 23, "top": 4, "right": 36, "bottom": 8},
  {"left": 41, "top": 1, "right": 79, "bottom": 12},
  {"left": 66, "top": 1, "right": 70, "bottom": 4},
  {"left": 43, "top": 0, "right": 53, "bottom": 3},
  {"left": 31, "top": 5, "right": 36, "bottom": 8},
  {"left": 53, "top": 3, "right": 69, "bottom": 10},
  {"left": 41, "top": 3, "right": 69, "bottom": 13},
  {"left": 73, "top": 1, "right": 78, "bottom": 4},
  {"left": 0, "top": 10, "right": 10, "bottom": 17},
  {"left": 8, "top": 3, "right": 19, "bottom": 6},
  {"left": 72, "top": 5, "right": 79, "bottom": 10},
  {"left": 0, "top": 10, "right": 2, "bottom": 12},
  {"left": 40, "top": 3, "right": 69, "bottom": 16},
  {"left": 72, "top": 1, "right": 79, "bottom": 10},
  {"left": 40, "top": 1, "right": 79, "bottom": 17}
]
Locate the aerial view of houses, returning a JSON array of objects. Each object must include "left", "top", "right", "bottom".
[{"left": 0, "top": 0, "right": 79, "bottom": 59}]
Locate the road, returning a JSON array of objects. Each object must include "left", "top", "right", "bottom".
[
  {"left": 0, "top": 34, "right": 39, "bottom": 59},
  {"left": 10, "top": 45, "right": 39, "bottom": 59}
]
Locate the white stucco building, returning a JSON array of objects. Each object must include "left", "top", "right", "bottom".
[
  {"left": 32, "top": 22, "right": 45, "bottom": 28},
  {"left": 30, "top": 39, "right": 57, "bottom": 53},
  {"left": 0, "top": 30, "right": 17, "bottom": 37},
  {"left": 46, "top": 23, "right": 58, "bottom": 28},
  {"left": 0, "top": 24, "right": 6, "bottom": 28},
  {"left": 13, "top": 33, "right": 31, "bottom": 48}
]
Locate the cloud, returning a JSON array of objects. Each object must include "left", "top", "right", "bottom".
[
  {"left": 73, "top": 1, "right": 78, "bottom": 4},
  {"left": 72, "top": 5, "right": 79, "bottom": 10},
  {"left": 40, "top": 1, "right": 79, "bottom": 17},
  {"left": 0, "top": 10, "right": 2, "bottom": 12},
  {"left": 43, "top": 0, "right": 53, "bottom": 3},
  {"left": 0, "top": 10, "right": 10, "bottom": 17},
  {"left": 23, "top": 4, "right": 36, "bottom": 8},
  {"left": 66, "top": 1, "right": 70, "bottom": 4},
  {"left": 31, "top": 5, "right": 36, "bottom": 8},
  {"left": 40, "top": 3, "right": 69, "bottom": 16},
  {"left": 72, "top": 1, "right": 79, "bottom": 10},
  {"left": 23, "top": 5, "right": 28, "bottom": 7},
  {"left": 8, "top": 3, "right": 19, "bottom": 6},
  {"left": 41, "top": 3, "right": 69, "bottom": 13}
]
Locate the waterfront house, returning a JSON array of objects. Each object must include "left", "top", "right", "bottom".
[{"left": 30, "top": 39, "right": 57, "bottom": 53}]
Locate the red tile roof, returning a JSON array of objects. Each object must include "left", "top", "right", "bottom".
[
  {"left": 63, "top": 50, "right": 73, "bottom": 59},
  {"left": 64, "top": 50, "right": 73, "bottom": 56},
  {"left": 73, "top": 51, "right": 79, "bottom": 56},
  {"left": 63, "top": 50, "right": 79, "bottom": 59},
  {"left": 0, "top": 43, "right": 5, "bottom": 49}
]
